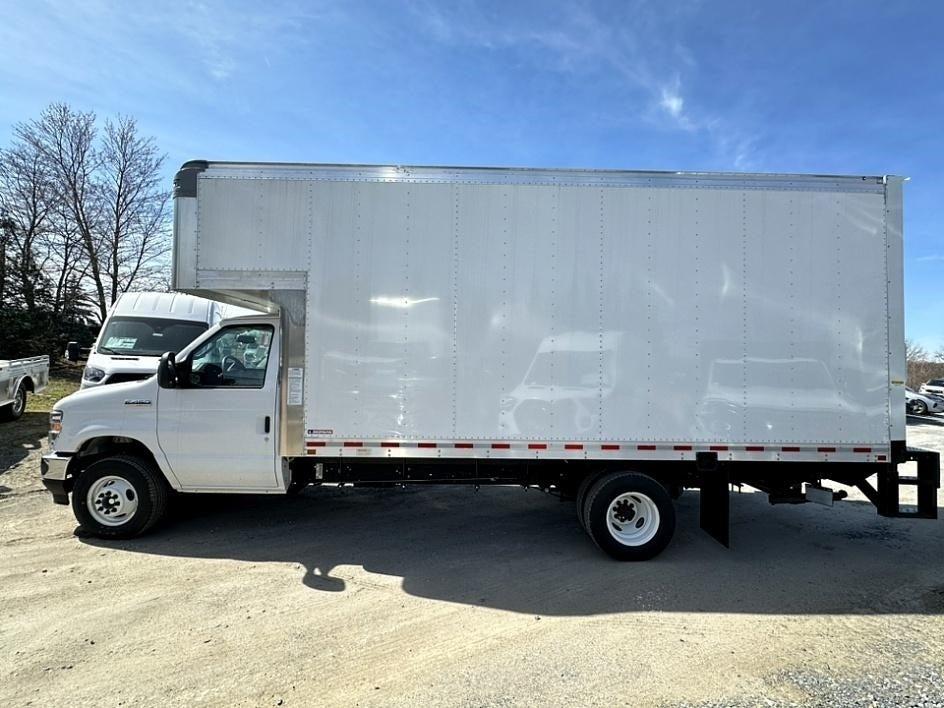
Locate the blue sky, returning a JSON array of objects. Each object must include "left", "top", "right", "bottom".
[{"left": 2, "top": 0, "right": 942, "bottom": 349}]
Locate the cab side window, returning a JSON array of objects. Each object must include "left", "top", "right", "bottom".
[{"left": 189, "top": 325, "right": 273, "bottom": 388}]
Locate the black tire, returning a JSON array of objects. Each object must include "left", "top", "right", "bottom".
[
  {"left": 0, "top": 386, "right": 26, "bottom": 422},
  {"left": 574, "top": 473, "right": 596, "bottom": 531},
  {"left": 72, "top": 455, "right": 170, "bottom": 539},
  {"left": 583, "top": 472, "right": 676, "bottom": 561},
  {"left": 911, "top": 400, "right": 928, "bottom": 416}
]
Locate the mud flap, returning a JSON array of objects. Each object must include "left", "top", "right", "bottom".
[{"left": 697, "top": 452, "right": 730, "bottom": 548}]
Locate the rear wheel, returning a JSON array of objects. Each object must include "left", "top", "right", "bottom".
[
  {"left": 0, "top": 386, "right": 26, "bottom": 422},
  {"left": 72, "top": 455, "right": 170, "bottom": 539},
  {"left": 583, "top": 472, "right": 676, "bottom": 561},
  {"left": 574, "top": 473, "right": 596, "bottom": 531}
]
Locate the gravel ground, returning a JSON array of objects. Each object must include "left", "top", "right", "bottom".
[
  {"left": 1, "top": 416, "right": 943, "bottom": 707},
  {"left": 679, "top": 664, "right": 944, "bottom": 708}
]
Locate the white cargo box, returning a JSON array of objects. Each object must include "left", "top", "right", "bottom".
[{"left": 174, "top": 162, "right": 904, "bottom": 464}]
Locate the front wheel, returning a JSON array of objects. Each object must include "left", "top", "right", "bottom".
[
  {"left": 72, "top": 455, "right": 170, "bottom": 539},
  {"left": 910, "top": 399, "right": 928, "bottom": 415},
  {"left": 583, "top": 472, "right": 676, "bottom": 561}
]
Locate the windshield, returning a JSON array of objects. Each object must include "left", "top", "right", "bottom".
[{"left": 97, "top": 316, "right": 208, "bottom": 357}]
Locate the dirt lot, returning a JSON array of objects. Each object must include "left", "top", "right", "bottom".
[{"left": 2, "top": 388, "right": 943, "bottom": 706}]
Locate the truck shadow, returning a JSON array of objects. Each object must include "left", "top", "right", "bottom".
[
  {"left": 0, "top": 412, "right": 48, "bottom": 476},
  {"left": 79, "top": 484, "right": 944, "bottom": 616}
]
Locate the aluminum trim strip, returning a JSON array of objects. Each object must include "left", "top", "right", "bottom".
[
  {"left": 198, "top": 163, "right": 887, "bottom": 194},
  {"left": 303, "top": 439, "right": 890, "bottom": 461}
]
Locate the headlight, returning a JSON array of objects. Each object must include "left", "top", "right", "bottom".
[
  {"left": 49, "top": 410, "right": 63, "bottom": 442},
  {"left": 83, "top": 366, "right": 105, "bottom": 382}
]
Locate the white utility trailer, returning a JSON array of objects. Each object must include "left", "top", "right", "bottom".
[
  {"left": 41, "top": 162, "right": 939, "bottom": 559},
  {"left": 1, "top": 355, "right": 48, "bottom": 421}
]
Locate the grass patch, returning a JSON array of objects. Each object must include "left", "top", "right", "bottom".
[{"left": 27, "top": 364, "right": 83, "bottom": 414}]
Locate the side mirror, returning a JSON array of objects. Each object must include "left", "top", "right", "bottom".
[{"left": 157, "top": 352, "right": 178, "bottom": 389}]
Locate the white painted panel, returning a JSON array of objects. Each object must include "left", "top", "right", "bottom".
[
  {"left": 455, "top": 183, "right": 530, "bottom": 438},
  {"left": 884, "top": 179, "right": 906, "bottom": 441},
  {"left": 492, "top": 186, "right": 609, "bottom": 440},
  {"left": 184, "top": 168, "right": 895, "bottom": 448},
  {"left": 198, "top": 178, "right": 310, "bottom": 272},
  {"left": 307, "top": 182, "right": 455, "bottom": 438},
  {"left": 599, "top": 187, "right": 651, "bottom": 439}
]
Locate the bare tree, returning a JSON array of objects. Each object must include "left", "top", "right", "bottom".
[
  {"left": 15, "top": 104, "right": 170, "bottom": 321},
  {"left": 98, "top": 116, "right": 170, "bottom": 304},
  {"left": 0, "top": 140, "right": 56, "bottom": 314},
  {"left": 17, "top": 104, "right": 109, "bottom": 319},
  {"left": 905, "top": 338, "right": 928, "bottom": 363},
  {"left": 905, "top": 338, "right": 944, "bottom": 389},
  {"left": 0, "top": 210, "right": 12, "bottom": 309},
  {"left": 43, "top": 214, "right": 91, "bottom": 319}
]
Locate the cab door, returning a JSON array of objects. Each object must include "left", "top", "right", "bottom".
[{"left": 157, "top": 321, "right": 280, "bottom": 490}]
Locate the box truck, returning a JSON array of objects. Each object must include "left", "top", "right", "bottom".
[
  {"left": 41, "top": 161, "right": 940, "bottom": 560},
  {"left": 81, "top": 291, "right": 257, "bottom": 388}
]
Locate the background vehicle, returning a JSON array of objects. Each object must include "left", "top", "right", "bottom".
[
  {"left": 0, "top": 356, "right": 48, "bottom": 421},
  {"left": 41, "top": 161, "right": 940, "bottom": 561},
  {"left": 82, "top": 292, "right": 257, "bottom": 388},
  {"left": 919, "top": 378, "right": 944, "bottom": 397},
  {"left": 906, "top": 387, "right": 944, "bottom": 415}
]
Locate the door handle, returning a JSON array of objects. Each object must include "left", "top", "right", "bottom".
[{"left": 264, "top": 416, "right": 271, "bottom": 434}]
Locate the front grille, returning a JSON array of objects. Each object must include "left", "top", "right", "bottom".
[{"left": 106, "top": 373, "right": 151, "bottom": 385}]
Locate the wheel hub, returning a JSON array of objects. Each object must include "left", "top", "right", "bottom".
[
  {"left": 87, "top": 476, "right": 138, "bottom": 527},
  {"left": 606, "top": 492, "right": 660, "bottom": 547},
  {"left": 95, "top": 490, "right": 122, "bottom": 515},
  {"left": 612, "top": 498, "right": 637, "bottom": 523}
]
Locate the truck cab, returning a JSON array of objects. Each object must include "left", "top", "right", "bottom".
[{"left": 42, "top": 313, "right": 284, "bottom": 536}]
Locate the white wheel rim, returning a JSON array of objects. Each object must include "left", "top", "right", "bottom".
[
  {"left": 87, "top": 476, "right": 139, "bottom": 527},
  {"left": 606, "top": 492, "right": 660, "bottom": 547}
]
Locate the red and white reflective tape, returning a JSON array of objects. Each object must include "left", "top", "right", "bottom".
[{"left": 303, "top": 439, "right": 888, "bottom": 461}]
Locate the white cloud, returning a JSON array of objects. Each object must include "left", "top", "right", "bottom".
[
  {"left": 656, "top": 75, "right": 695, "bottom": 130},
  {"left": 659, "top": 87, "right": 684, "bottom": 119},
  {"left": 917, "top": 254, "right": 944, "bottom": 262}
]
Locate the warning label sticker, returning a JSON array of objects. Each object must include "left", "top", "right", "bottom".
[{"left": 287, "top": 367, "right": 304, "bottom": 406}]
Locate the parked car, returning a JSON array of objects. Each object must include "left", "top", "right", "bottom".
[
  {"left": 0, "top": 356, "right": 49, "bottom": 421},
  {"left": 906, "top": 387, "right": 944, "bottom": 415},
  {"left": 919, "top": 379, "right": 944, "bottom": 398}
]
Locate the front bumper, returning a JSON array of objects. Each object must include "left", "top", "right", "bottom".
[{"left": 40, "top": 452, "right": 73, "bottom": 505}]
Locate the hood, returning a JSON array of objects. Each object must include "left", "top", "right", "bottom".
[
  {"left": 52, "top": 377, "right": 158, "bottom": 453},
  {"left": 87, "top": 351, "right": 162, "bottom": 374}
]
